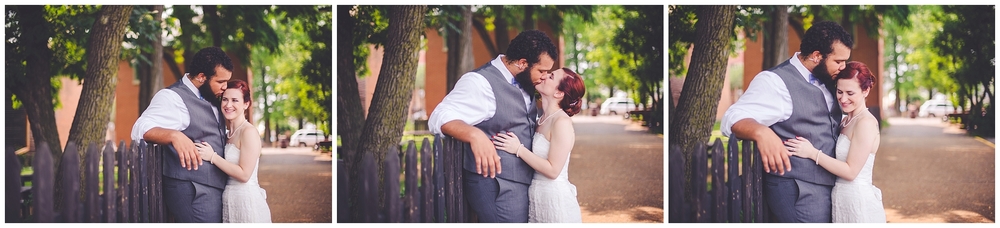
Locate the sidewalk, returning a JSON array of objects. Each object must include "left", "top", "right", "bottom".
[
  {"left": 875, "top": 117, "right": 995, "bottom": 223},
  {"left": 570, "top": 115, "right": 664, "bottom": 223},
  {"left": 258, "top": 146, "right": 333, "bottom": 223}
]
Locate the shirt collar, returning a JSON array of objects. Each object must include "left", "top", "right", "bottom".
[
  {"left": 181, "top": 73, "right": 202, "bottom": 98},
  {"left": 789, "top": 52, "right": 814, "bottom": 82},
  {"left": 491, "top": 54, "right": 516, "bottom": 84}
]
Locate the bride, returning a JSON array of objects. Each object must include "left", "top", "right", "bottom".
[
  {"left": 784, "top": 61, "right": 886, "bottom": 223},
  {"left": 195, "top": 79, "right": 272, "bottom": 223},
  {"left": 492, "top": 67, "right": 586, "bottom": 223}
]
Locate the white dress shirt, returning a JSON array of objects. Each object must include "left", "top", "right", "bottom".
[
  {"left": 721, "top": 53, "right": 835, "bottom": 137},
  {"left": 429, "top": 55, "right": 533, "bottom": 135},
  {"left": 130, "top": 75, "right": 219, "bottom": 140}
]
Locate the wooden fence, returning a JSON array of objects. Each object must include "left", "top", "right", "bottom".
[
  {"left": 669, "top": 137, "right": 770, "bottom": 223},
  {"left": 6, "top": 140, "right": 166, "bottom": 223},
  {"left": 338, "top": 136, "right": 469, "bottom": 223}
]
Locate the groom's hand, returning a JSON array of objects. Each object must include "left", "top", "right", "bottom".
[
  {"left": 171, "top": 131, "right": 203, "bottom": 170},
  {"left": 471, "top": 134, "right": 502, "bottom": 178},
  {"left": 755, "top": 128, "right": 791, "bottom": 175}
]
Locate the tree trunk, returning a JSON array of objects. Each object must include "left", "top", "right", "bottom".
[
  {"left": 667, "top": 4, "right": 736, "bottom": 200},
  {"left": 493, "top": 5, "right": 510, "bottom": 54},
  {"left": 841, "top": 6, "right": 856, "bottom": 49},
  {"left": 763, "top": 6, "right": 789, "bottom": 70},
  {"left": 140, "top": 5, "right": 165, "bottom": 115},
  {"left": 12, "top": 5, "right": 64, "bottom": 161},
  {"left": 67, "top": 5, "right": 132, "bottom": 149},
  {"left": 445, "top": 6, "right": 474, "bottom": 92},
  {"left": 523, "top": 5, "right": 536, "bottom": 30},
  {"left": 355, "top": 4, "right": 426, "bottom": 210},
  {"left": 472, "top": 16, "right": 497, "bottom": 56},
  {"left": 203, "top": 5, "right": 223, "bottom": 47},
  {"left": 337, "top": 5, "right": 367, "bottom": 221},
  {"left": 259, "top": 63, "right": 273, "bottom": 147}
]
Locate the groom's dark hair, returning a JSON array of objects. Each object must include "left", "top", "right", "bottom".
[
  {"left": 504, "top": 30, "right": 559, "bottom": 67},
  {"left": 799, "top": 21, "right": 854, "bottom": 58},
  {"left": 187, "top": 46, "right": 235, "bottom": 80}
]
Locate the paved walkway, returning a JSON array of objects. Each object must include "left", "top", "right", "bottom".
[
  {"left": 875, "top": 117, "right": 995, "bottom": 223},
  {"left": 569, "top": 115, "right": 664, "bottom": 223},
  {"left": 258, "top": 146, "right": 333, "bottom": 223}
]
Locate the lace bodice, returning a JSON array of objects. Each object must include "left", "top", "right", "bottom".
[
  {"left": 224, "top": 143, "right": 261, "bottom": 186},
  {"left": 834, "top": 134, "right": 876, "bottom": 185},
  {"left": 531, "top": 134, "right": 570, "bottom": 181}
]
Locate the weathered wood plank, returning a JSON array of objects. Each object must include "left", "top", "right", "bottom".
[
  {"left": 711, "top": 138, "right": 727, "bottom": 222},
  {"left": 61, "top": 142, "right": 81, "bottom": 222},
  {"left": 84, "top": 142, "right": 101, "bottom": 222},
  {"left": 384, "top": 146, "right": 402, "bottom": 223}
]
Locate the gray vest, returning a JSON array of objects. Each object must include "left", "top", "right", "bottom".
[
  {"left": 768, "top": 60, "right": 842, "bottom": 186},
  {"left": 163, "top": 80, "right": 228, "bottom": 189},
  {"left": 462, "top": 62, "right": 538, "bottom": 184}
]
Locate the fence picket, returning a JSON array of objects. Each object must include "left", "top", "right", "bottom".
[
  {"left": 7, "top": 147, "right": 24, "bottom": 222},
  {"left": 433, "top": 137, "right": 446, "bottom": 223},
  {"left": 33, "top": 144, "right": 55, "bottom": 222},
  {"left": 103, "top": 142, "right": 117, "bottom": 223},
  {"left": 420, "top": 138, "right": 434, "bottom": 222},
  {"left": 667, "top": 139, "right": 770, "bottom": 223},
  {"left": 726, "top": 137, "right": 741, "bottom": 223},
  {"left": 667, "top": 144, "right": 687, "bottom": 222},
  {"left": 404, "top": 141, "right": 419, "bottom": 222},
  {"left": 85, "top": 143, "right": 101, "bottom": 222},
  {"left": 384, "top": 146, "right": 402, "bottom": 223},
  {"left": 740, "top": 140, "right": 753, "bottom": 223},
  {"left": 61, "top": 142, "right": 81, "bottom": 222},
  {"left": 710, "top": 138, "right": 727, "bottom": 222}
]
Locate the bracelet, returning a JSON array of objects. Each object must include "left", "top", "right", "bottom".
[
  {"left": 814, "top": 149, "right": 820, "bottom": 165},
  {"left": 515, "top": 145, "right": 521, "bottom": 158},
  {"left": 209, "top": 154, "right": 216, "bottom": 165}
]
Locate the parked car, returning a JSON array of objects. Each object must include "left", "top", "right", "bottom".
[
  {"left": 289, "top": 129, "right": 328, "bottom": 147},
  {"left": 599, "top": 97, "right": 637, "bottom": 116},
  {"left": 918, "top": 99, "right": 956, "bottom": 118}
]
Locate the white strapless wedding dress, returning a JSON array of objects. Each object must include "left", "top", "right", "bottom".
[
  {"left": 222, "top": 143, "right": 272, "bottom": 223},
  {"left": 527, "top": 134, "right": 582, "bottom": 223},
  {"left": 831, "top": 134, "right": 886, "bottom": 223}
]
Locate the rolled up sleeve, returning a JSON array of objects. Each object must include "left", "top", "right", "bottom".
[
  {"left": 428, "top": 72, "right": 495, "bottom": 135},
  {"left": 130, "top": 89, "right": 189, "bottom": 140},
  {"left": 721, "top": 71, "right": 791, "bottom": 137}
]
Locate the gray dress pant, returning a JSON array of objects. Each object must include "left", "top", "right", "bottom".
[
  {"left": 763, "top": 175, "right": 833, "bottom": 223},
  {"left": 464, "top": 170, "right": 529, "bottom": 223},
  {"left": 163, "top": 177, "right": 223, "bottom": 223}
]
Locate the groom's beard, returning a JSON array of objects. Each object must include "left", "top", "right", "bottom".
[
  {"left": 199, "top": 82, "right": 221, "bottom": 107},
  {"left": 812, "top": 57, "right": 836, "bottom": 86},
  {"left": 514, "top": 66, "right": 536, "bottom": 96}
]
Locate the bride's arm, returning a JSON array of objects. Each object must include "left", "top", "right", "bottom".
[
  {"left": 198, "top": 127, "right": 262, "bottom": 183},
  {"left": 787, "top": 116, "right": 878, "bottom": 181},
  {"left": 496, "top": 117, "right": 575, "bottom": 180}
]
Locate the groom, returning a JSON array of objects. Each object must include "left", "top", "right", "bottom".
[
  {"left": 721, "top": 21, "right": 854, "bottom": 222},
  {"left": 429, "top": 30, "right": 558, "bottom": 222},
  {"left": 131, "top": 46, "right": 233, "bottom": 222}
]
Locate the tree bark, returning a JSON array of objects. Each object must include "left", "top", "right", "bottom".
[
  {"left": 67, "top": 5, "right": 132, "bottom": 150},
  {"left": 667, "top": 4, "right": 736, "bottom": 200},
  {"left": 355, "top": 4, "right": 426, "bottom": 209},
  {"left": 337, "top": 4, "right": 364, "bottom": 164},
  {"left": 11, "top": 5, "right": 64, "bottom": 161},
  {"left": 763, "top": 6, "right": 789, "bottom": 70},
  {"left": 140, "top": 5, "right": 165, "bottom": 115},
  {"left": 337, "top": 5, "right": 366, "bottom": 221}
]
